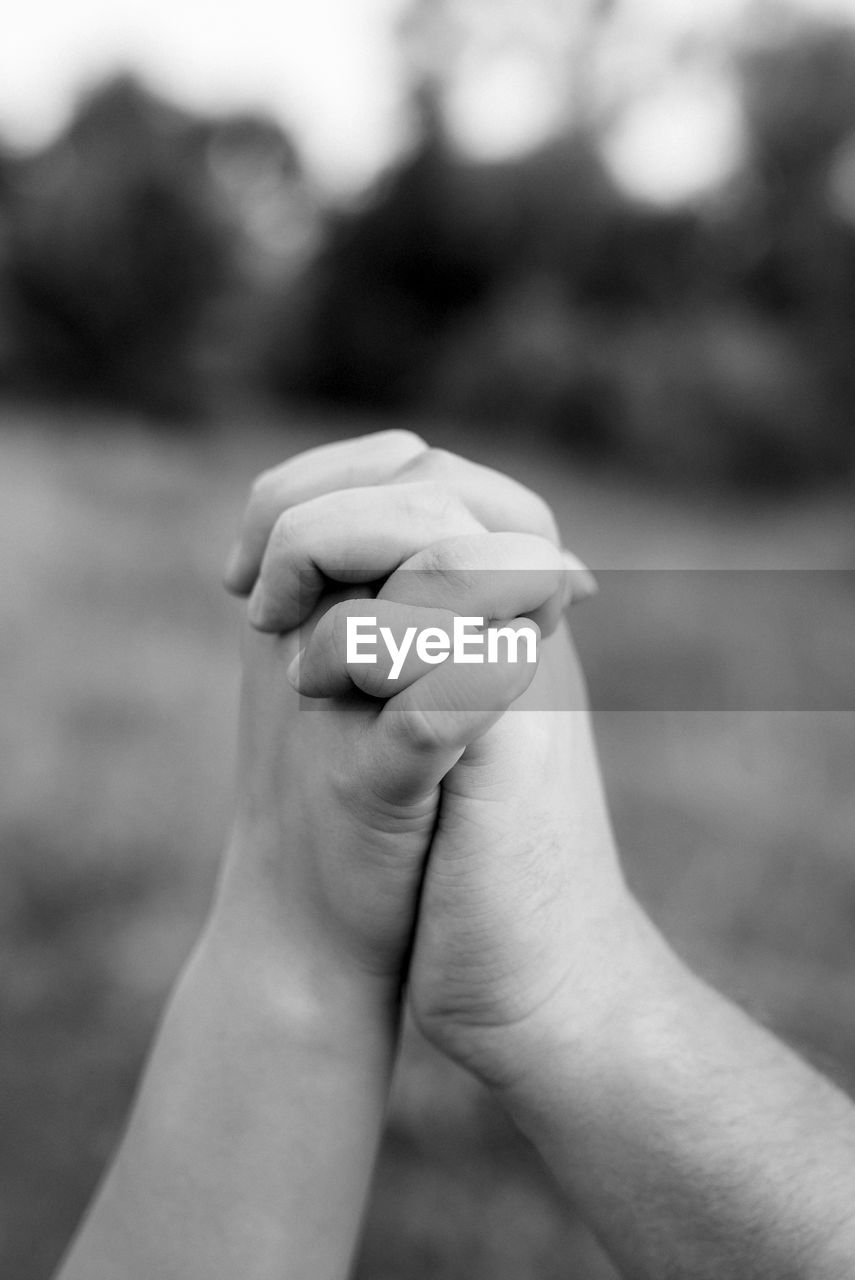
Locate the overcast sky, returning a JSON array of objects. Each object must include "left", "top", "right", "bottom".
[{"left": 3, "top": 0, "right": 855, "bottom": 201}]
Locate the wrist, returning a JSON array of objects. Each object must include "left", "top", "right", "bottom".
[
  {"left": 483, "top": 897, "right": 687, "bottom": 1119},
  {"left": 199, "top": 835, "right": 403, "bottom": 1056}
]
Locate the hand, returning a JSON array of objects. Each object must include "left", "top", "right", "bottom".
[
  {"left": 293, "top": 596, "right": 643, "bottom": 1088},
  {"left": 59, "top": 433, "right": 855, "bottom": 1280},
  {"left": 223, "top": 431, "right": 640, "bottom": 1094},
  {"left": 215, "top": 431, "right": 588, "bottom": 1014}
]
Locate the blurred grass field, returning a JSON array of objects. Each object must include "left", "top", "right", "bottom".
[{"left": 2, "top": 404, "right": 855, "bottom": 1279}]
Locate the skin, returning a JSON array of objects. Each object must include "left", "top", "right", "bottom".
[
  {"left": 56, "top": 432, "right": 855, "bottom": 1280},
  {"left": 55, "top": 433, "right": 580, "bottom": 1280}
]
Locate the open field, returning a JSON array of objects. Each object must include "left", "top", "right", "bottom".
[{"left": 1, "top": 403, "right": 854, "bottom": 1278}]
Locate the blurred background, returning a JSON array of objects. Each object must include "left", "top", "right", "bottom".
[{"left": 2, "top": 1, "right": 855, "bottom": 1276}]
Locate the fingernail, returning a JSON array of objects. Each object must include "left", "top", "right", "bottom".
[
  {"left": 286, "top": 648, "right": 305, "bottom": 691},
  {"left": 247, "top": 583, "right": 271, "bottom": 628},
  {"left": 561, "top": 551, "right": 599, "bottom": 604},
  {"left": 223, "top": 543, "right": 245, "bottom": 592},
  {"left": 570, "top": 567, "right": 599, "bottom": 602}
]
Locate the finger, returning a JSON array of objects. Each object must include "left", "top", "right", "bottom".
[
  {"left": 246, "top": 483, "right": 484, "bottom": 633},
  {"left": 289, "top": 599, "right": 464, "bottom": 700},
  {"left": 224, "top": 439, "right": 562, "bottom": 596},
  {"left": 368, "top": 623, "right": 541, "bottom": 804},
  {"left": 378, "top": 532, "right": 572, "bottom": 637},
  {"left": 287, "top": 598, "right": 541, "bottom": 803},
  {"left": 224, "top": 429, "right": 427, "bottom": 594},
  {"left": 561, "top": 549, "right": 598, "bottom": 606},
  {"left": 390, "top": 449, "right": 560, "bottom": 545}
]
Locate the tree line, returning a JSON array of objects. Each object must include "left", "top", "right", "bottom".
[{"left": 3, "top": 19, "right": 855, "bottom": 485}]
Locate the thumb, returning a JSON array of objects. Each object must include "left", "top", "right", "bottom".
[{"left": 367, "top": 620, "right": 540, "bottom": 804}]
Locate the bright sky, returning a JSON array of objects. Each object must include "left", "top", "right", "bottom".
[{"left": 3, "top": 0, "right": 855, "bottom": 201}]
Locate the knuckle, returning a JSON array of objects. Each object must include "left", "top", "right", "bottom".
[
  {"left": 415, "top": 479, "right": 466, "bottom": 520},
  {"left": 410, "top": 539, "right": 450, "bottom": 574},
  {"left": 414, "top": 543, "right": 471, "bottom": 588},
  {"left": 420, "top": 446, "right": 457, "bottom": 477},
  {"left": 399, "top": 708, "right": 446, "bottom": 754},
  {"left": 268, "top": 505, "right": 300, "bottom": 555},
  {"left": 388, "top": 480, "right": 439, "bottom": 526}
]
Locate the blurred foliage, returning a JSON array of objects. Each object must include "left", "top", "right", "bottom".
[
  {"left": 4, "top": 16, "right": 855, "bottom": 481},
  {"left": 0, "top": 76, "right": 304, "bottom": 414},
  {"left": 269, "top": 18, "right": 855, "bottom": 486}
]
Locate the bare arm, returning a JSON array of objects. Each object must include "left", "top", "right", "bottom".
[
  {"left": 499, "top": 905, "right": 855, "bottom": 1280},
  {"left": 219, "top": 436, "right": 855, "bottom": 1279},
  {"left": 290, "top": 594, "right": 855, "bottom": 1277},
  {"left": 54, "top": 433, "right": 572, "bottom": 1280},
  {"left": 96, "top": 432, "right": 855, "bottom": 1280},
  {"left": 55, "top": 898, "right": 397, "bottom": 1280}
]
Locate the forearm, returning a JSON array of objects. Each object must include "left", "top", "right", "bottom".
[
  {"left": 502, "top": 904, "right": 855, "bottom": 1280},
  {"left": 55, "top": 867, "right": 398, "bottom": 1280}
]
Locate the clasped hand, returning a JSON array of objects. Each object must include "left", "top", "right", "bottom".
[{"left": 216, "top": 430, "right": 645, "bottom": 1089}]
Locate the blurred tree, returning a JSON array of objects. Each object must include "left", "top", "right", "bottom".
[
  {"left": 266, "top": 86, "right": 707, "bottom": 434},
  {"left": 5, "top": 78, "right": 214, "bottom": 411},
  {"left": 741, "top": 20, "right": 855, "bottom": 193},
  {"left": 5, "top": 76, "right": 231, "bottom": 412},
  {"left": 732, "top": 19, "right": 855, "bottom": 466},
  {"left": 4, "top": 76, "right": 307, "bottom": 416},
  {"left": 4, "top": 8, "right": 855, "bottom": 486},
  {"left": 266, "top": 8, "right": 855, "bottom": 486}
]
